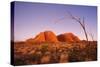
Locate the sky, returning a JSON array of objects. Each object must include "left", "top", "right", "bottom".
[{"left": 13, "top": 1, "right": 97, "bottom": 41}]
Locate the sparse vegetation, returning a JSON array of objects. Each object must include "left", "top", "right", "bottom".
[{"left": 14, "top": 41, "right": 97, "bottom": 66}]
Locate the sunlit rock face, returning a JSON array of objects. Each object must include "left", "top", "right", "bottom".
[
  {"left": 44, "top": 31, "right": 59, "bottom": 42},
  {"left": 27, "top": 31, "right": 59, "bottom": 43}
]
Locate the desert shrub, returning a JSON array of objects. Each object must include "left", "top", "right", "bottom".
[
  {"left": 41, "top": 43, "right": 49, "bottom": 53},
  {"left": 31, "top": 54, "right": 40, "bottom": 61},
  {"left": 59, "top": 51, "right": 69, "bottom": 63},
  {"left": 50, "top": 52, "right": 59, "bottom": 63},
  {"left": 68, "top": 42, "right": 97, "bottom": 62},
  {"left": 84, "top": 43, "right": 97, "bottom": 61},
  {"left": 14, "top": 58, "right": 26, "bottom": 66},
  {"left": 68, "top": 44, "right": 85, "bottom": 62},
  {"left": 30, "top": 51, "right": 42, "bottom": 61},
  {"left": 68, "top": 48, "right": 80, "bottom": 62}
]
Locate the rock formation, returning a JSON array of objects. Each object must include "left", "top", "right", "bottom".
[
  {"left": 26, "top": 31, "right": 80, "bottom": 43},
  {"left": 57, "top": 33, "right": 80, "bottom": 43},
  {"left": 27, "top": 31, "right": 58, "bottom": 43}
]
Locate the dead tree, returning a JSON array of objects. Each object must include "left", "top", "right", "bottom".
[
  {"left": 55, "top": 11, "right": 89, "bottom": 42},
  {"left": 89, "top": 32, "right": 94, "bottom": 41},
  {"left": 67, "top": 12, "right": 88, "bottom": 42}
]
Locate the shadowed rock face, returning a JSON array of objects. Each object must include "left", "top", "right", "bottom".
[{"left": 57, "top": 33, "right": 80, "bottom": 43}]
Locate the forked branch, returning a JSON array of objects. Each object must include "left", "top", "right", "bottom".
[{"left": 68, "top": 11, "right": 88, "bottom": 41}]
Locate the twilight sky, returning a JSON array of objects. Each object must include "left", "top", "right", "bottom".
[{"left": 13, "top": 1, "right": 97, "bottom": 41}]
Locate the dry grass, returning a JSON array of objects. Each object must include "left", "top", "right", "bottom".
[{"left": 13, "top": 41, "right": 97, "bottom": 66}]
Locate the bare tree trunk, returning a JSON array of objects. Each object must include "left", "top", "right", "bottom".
[
  {"left": 82, "top": 25, "right": 88, "bottom": 42},
  {"left": 67, "top": 12, "right": 88, "bottom": 42},
  {"left": 55, "top": 11, "right": 89, "bottom": 42}
]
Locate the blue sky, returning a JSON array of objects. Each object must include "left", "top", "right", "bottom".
[{"left": 13, "top": 1, "right": 97, "bottom": 41}]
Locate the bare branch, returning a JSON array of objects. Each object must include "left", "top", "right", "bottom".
[
  {"left": 54, "top": 14, "right": 68, "bottom": 23},
  {"left": 54, "top": 11, "right": 89, "bottom": 42},
  {"left": 83, "top": 17, "right": 85, "bottom": 26},
  {"left": 90, "top": 33, "right": 94, "bottom": 41},
  {"left": 67, "top": 12, "right": 88, "bottom": 41}
]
